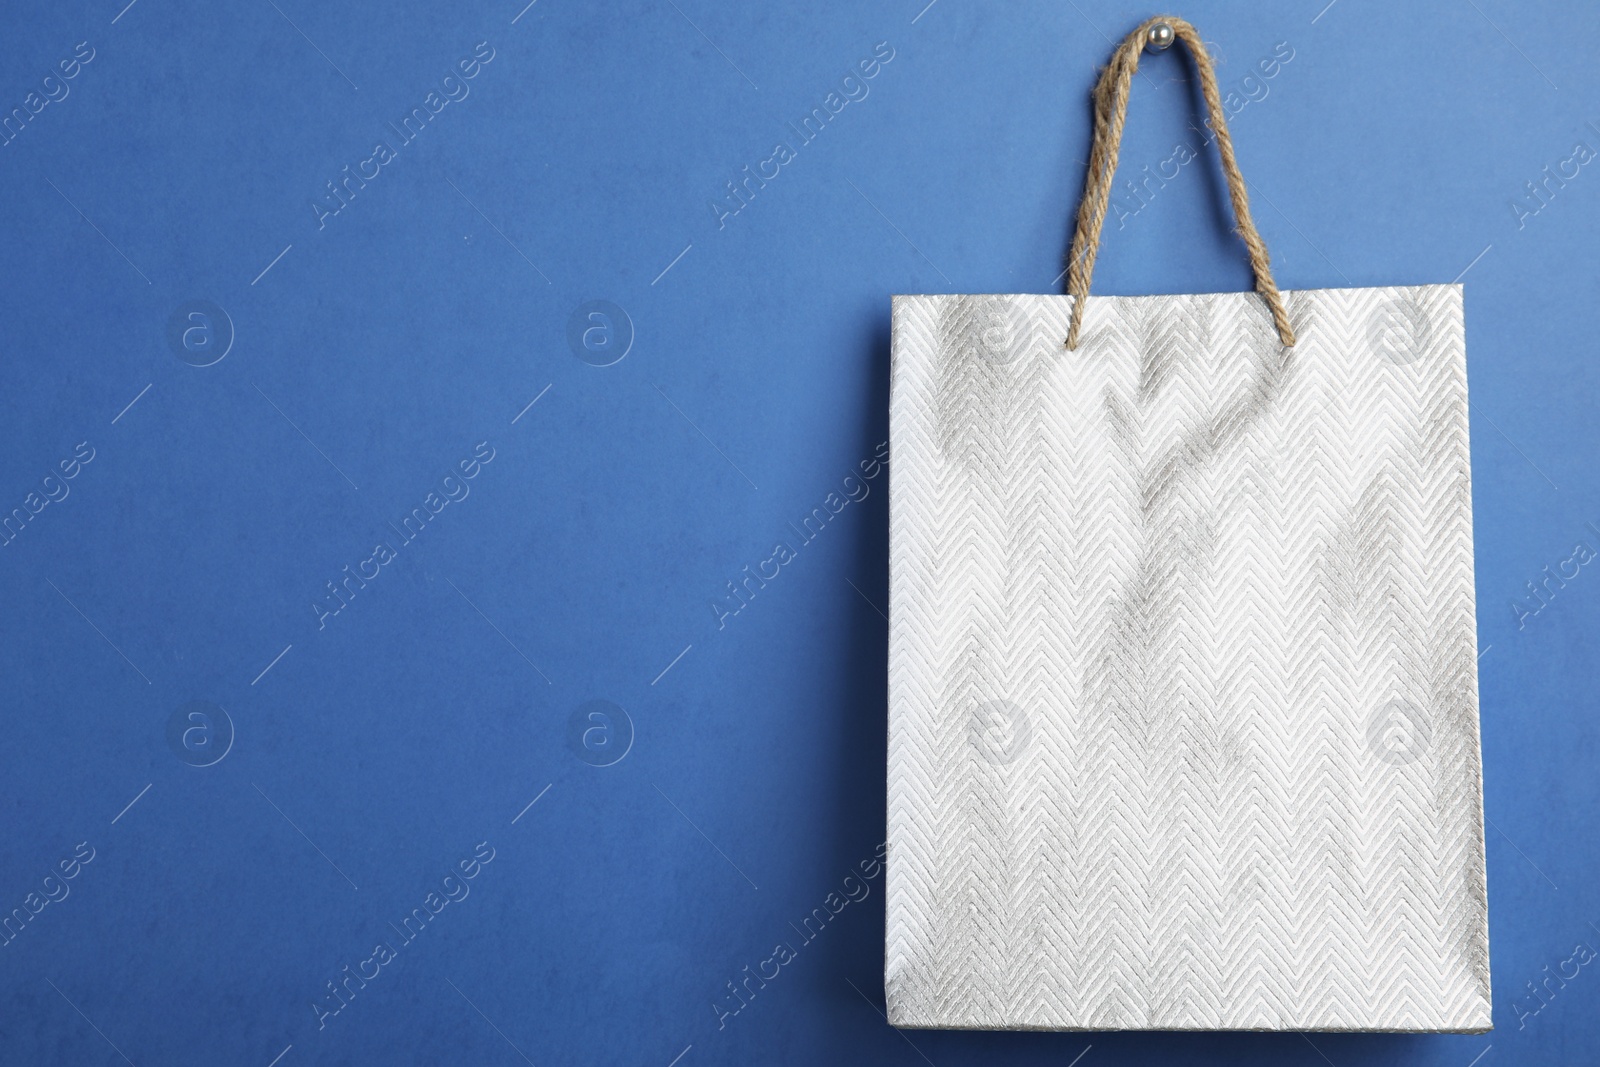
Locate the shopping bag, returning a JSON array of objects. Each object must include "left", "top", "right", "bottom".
[{"left": 885, "top": 16, "right": 1490, "bottom": 1032}]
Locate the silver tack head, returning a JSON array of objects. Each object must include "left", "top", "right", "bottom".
[{"left": 1145, "top": 21, "right": 1175, "bottom": 52}]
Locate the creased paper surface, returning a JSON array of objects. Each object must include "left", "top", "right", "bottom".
[{"left": 886, "top": 287, "right": 1489, "bottom": 1032}]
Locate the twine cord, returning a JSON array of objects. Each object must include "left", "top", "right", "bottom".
[{"left": 1064, "top": 16, "right": 1296, "bottom": 350}]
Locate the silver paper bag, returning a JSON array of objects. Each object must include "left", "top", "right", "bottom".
[{"left": 884, "top": 17, "right": 1489, "bottom": 1033}]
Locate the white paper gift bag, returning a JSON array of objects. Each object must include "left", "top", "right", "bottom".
[{"left": 885, "top": 17, "right": 1489, "bottom": 1032}]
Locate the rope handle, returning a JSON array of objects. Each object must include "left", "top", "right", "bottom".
[{"left": 1064, "top": 16, "right": 1296, "bottom": 350}]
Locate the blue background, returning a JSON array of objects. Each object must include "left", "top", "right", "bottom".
[{"left": 0, "top": 1, "right": 1594, "bottom": 1064}]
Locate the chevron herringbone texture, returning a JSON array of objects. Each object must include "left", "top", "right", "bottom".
[{"left": 885, "top": 287, "right": 1489, "bottom": 1032}]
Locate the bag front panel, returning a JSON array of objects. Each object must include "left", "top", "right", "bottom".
[{"left": 886, "top": 286, "right": 1488, "bottom": 1031}]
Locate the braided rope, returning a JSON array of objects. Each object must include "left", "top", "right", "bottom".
[{"left": 1064, "top": 16, "right": 1296, "bottom": 350}]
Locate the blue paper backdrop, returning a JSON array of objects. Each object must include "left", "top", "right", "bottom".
[{"left": 1, "top": 1, "right": 1596, "bottom": 1064}]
